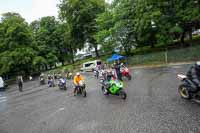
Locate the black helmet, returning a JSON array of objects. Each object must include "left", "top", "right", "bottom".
[{"left": 195, "top": 61, "right": 200, "bottom": 72}]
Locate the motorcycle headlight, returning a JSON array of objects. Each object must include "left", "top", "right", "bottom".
[{"left": 79, "top": 81, "right": 85, "bottom": 86}]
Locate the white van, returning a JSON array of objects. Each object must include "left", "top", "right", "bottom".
[
  {"left": 0, "top": 76, "right": 4, "bottom": 89},
  {"left": 81, "top": 60, "right": 102, "bottom": 72}
]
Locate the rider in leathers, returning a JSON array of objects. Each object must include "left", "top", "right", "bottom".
[{"left": 187, "top": 62, "right": 200, "bottom": 90}]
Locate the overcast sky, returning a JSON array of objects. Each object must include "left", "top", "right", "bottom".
[{"left": 0, "top": 0, "right": 113, "bottom": 23}]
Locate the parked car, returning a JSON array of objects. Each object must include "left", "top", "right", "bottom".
[
  {"left": 81, "top": 60, "right": 102, "bottom": 72},
  {"left": 192, "top": 29, "right": 200, "bottom": 35}
]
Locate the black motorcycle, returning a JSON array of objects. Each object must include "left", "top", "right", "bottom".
[{"left": 177, "top": 74, "right": 200, "bottom": 100}]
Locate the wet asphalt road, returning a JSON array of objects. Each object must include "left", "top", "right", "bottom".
[{"left": 0, "top": 64, "right": 200, "bottom": 133}]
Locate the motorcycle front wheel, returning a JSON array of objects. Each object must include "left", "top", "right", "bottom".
[
  {"left": 101, "top": 86, "right": 108, "bottom": 95},
  {"left": 119, "top": 90, "right": 127, "bottom": 100},
  {"left": 178, "top": 85, "right": 191, "bottom": 99},
  {"left": 82, "top": 89, "right": 87, "bottom": 97},
  {"left": 63, "top": 86, "right": 67, "bottom": 90},
  {"left": 127, "top": 75, "right": 132, "bottom": 80}
]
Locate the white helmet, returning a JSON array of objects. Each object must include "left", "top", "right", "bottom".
[{"left": 76, "top": 72, "right": 80, "bottom": 76}]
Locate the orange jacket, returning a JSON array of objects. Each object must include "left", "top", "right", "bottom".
[{"left": 73, "top": 75, "right": 83, "bottom": 85}]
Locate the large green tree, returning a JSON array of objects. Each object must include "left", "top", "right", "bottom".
[
  {"left": 174, "top": 0, "right": 200, "bottom": 44},
  {"left": 59, "top": 0, "right": 106, "bottom": 57},
  {"left": 30, "top": 16, "right": 59, "bottom": 69},
  {"left": 96, "top": 0, "right": 137, "bottom": 55},
  {"left": 0, "top": 12, "right": 36, "bottom": 75},
  {"left": 95, "top": 9, "right": 115, "bottom": 54}
]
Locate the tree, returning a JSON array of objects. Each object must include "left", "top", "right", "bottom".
[
  {"left": 59, "top": 0, "right": 106, "bottom": 57},
  {"left": 0, "top": 12, "right": 36, "bottom": 75},
  {"left": 134, "top": 0, "right": 163, "bottom": 48},
  {"left": 30, "top": 16, "right": 59, "bottom": 69},
  {"left": 32, "top": 56, "right": 47, "bottom": 71},
  {"left": 95, "top": 6, "right": 115, "bottom": 54},
  {"left": 174, "top": 0, "right": 200, "bottom": 44},
  {"left": 111, "top": 0, "right": 137, "bottom": 55},
  {"left": 96, "top": 0, "right": 137, "bottom": 55}
]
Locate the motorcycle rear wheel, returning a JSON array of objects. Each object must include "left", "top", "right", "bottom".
[
  {"left": 178, "top": 85, "right": 191, "bottom": 99},
  {"left": 119, "top": 91, "right": 127, "bottom": 100}
]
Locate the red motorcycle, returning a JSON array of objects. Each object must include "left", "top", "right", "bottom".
[{"left": 121, "top": 66, "right": 132, "bottom": 80}]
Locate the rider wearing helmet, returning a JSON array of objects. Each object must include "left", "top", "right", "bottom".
[
  {"left": 187, "top": 61, "right": 200, "bottom": 88},
  {"left": 40, "top": 73, "right": 45, "bottom": 80},
  {"left": 73, "top": 72, "right": 84, "bottom": 95}
]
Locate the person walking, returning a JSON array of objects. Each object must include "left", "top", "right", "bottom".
[{"left": 17, "top": 75, "right": 23, "bottom": 92}]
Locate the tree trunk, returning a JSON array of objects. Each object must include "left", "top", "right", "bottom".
[
  {"left": 72, "top": 57, "right": 75, "bottom": 64},
  {"left": 124, "top": 46, "right": 131, "bottom": 56},
  {"left": 125, "top": 50, "right": 129, "bottom": 56},
  {"left": 151, "top": 42, "right": 155, "bottom": 48},
  {"left": 71, "top": 52, "right": 75, "bottom": 64},
  {"left": 94, "top": 45, "right": 99, "bottom": 58},
  {"left": 69, "top": 45, "right": 75, "bottom": 64},
  {"left": 45, "top": 64, "right": 48, "bottom": 71},
  {"left": 150, "top": 33, "right": 155, "bottom": 48},
  {"left": 180, "top": 31, "right": 186, "bottom": 45},
  {"left": 188, "top": 29, "right": 192, "bottom": 42},
  {"left": 61, "top": 61, "right": 64, "bottom": 66}
]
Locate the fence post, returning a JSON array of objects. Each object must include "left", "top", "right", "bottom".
[{"left": 165, "top": 48, "right": 168, "bottom": 64}]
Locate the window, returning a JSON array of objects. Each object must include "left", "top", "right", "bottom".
[
  {"left": 84, "top": 63, "right": 94, "bottom": 67},
  {"left": 97, "top": 61, "right": 101, "bottom": 65}
]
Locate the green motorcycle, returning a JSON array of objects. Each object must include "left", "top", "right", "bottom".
[{"left": 101, "top": 79, "right": 127, "bottom": 100}]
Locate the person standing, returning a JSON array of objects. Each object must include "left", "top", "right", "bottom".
[
  {"left": 17, "top": 75, "right": 23, "bottom": 92},
  {"left": 73, "top": 72, "right": 84, "bottom": 96},
  {"left": 114, "top": 62, "right": 122, "bottom": 81}
]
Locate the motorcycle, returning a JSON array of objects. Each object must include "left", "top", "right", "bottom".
[
  {"left": 40, "top": 77, "right": 45, "bottom": 85},
  {"left": 76, "top": 80, "right": 87, "bottom": 97},
  {"left": 98, "top": 70, "right": 106, "bottom": 81},
  {"left": 48, "top": 78, "right": 55, "bottom": 87},
  {"left": 101, "top": 79, "right": 127, "bottom": 100},
  {"left": 177, "top": 74, "right": 200, "bottom": 100},
  {"left": 94, "top": 70, "right": 99, "bottom": 79},
  {"left": 121, "top": 66, "right": 132, "bottom": 80},
  {"left": 58, "top": 78, "right": 67, "bottom": 90}
]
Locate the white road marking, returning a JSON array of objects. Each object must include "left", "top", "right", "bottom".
[
  {"left": 38, "top": 107, "right": 65, "bottom": 123},
  {"left": 0, "top": 99, "right": 7, "bottom": 103},
  {"left": 0, "top": 97, "right": 7, "bottom": 100},
  {"left": 59, "top": 107, "right": 65, "bottom": 111},
  {"left": 171, "top": 65, "right": 181, "bottom": 69}
]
